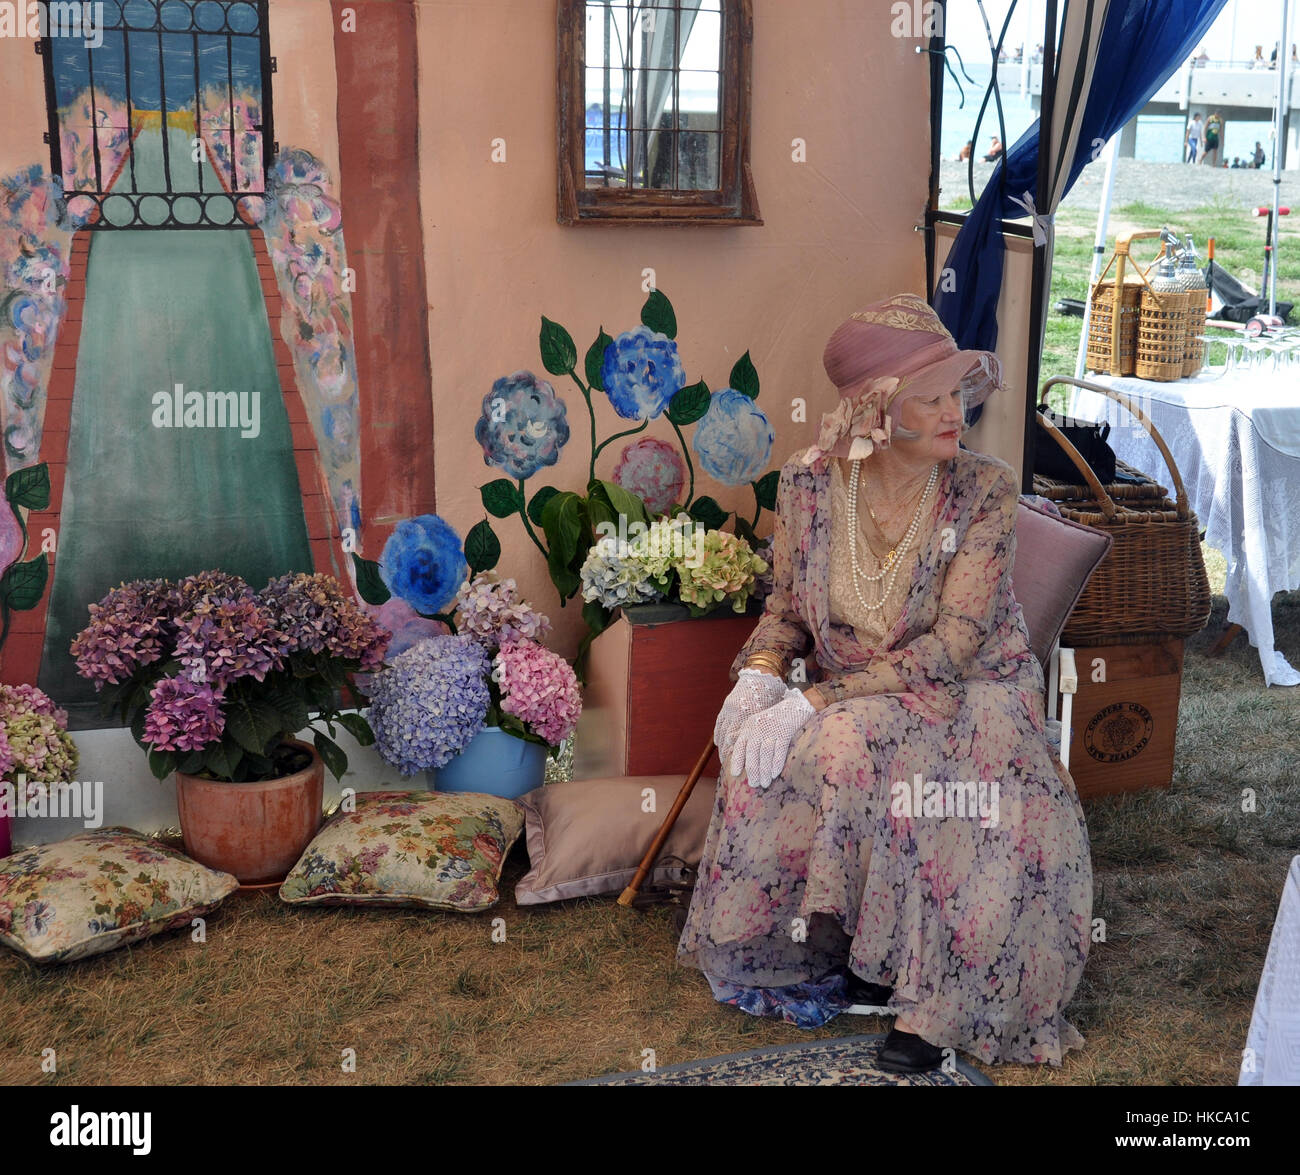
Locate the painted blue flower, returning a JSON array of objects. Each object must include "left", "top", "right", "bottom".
[
  {"left": 379, "top": 514, "right": 467, "bottom": 616},
  {"left": 692, "top": 388, "right": 774, "bottom": 486},
  {"left": 600, "top": 325, "right": 686, "bottom": 420},
  {"left": 475, "top": 371, "right": 570, "bottom": 480}
]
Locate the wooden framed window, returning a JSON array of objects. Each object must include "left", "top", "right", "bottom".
[{"left": 557, "top": 0, "right": 761, "bottom": 226}]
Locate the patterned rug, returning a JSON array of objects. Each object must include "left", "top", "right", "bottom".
[{"left": 566, "top": 1034, "right": 994, "bottom": 1086}]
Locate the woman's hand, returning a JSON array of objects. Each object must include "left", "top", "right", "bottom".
[
  {"left": 729, "top": 687, "right": 817, "bottom": 789},
  {"left": 714, "top": 668, "right": 789, "bottom": 763}
]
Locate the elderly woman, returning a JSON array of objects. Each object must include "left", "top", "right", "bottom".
[{"left": 677, "top": 293, "right": 1093, "bottom": 1073}]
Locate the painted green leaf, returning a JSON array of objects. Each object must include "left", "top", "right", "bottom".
[
  {"left": 351, "top": 553, "right": 390, "bottom": 606},
  {"left": 465, "top": 520, "right": 501, "bottom": 574},
  {"left": 585, "top": 328, "right": 613, "bottom": 390},
  {"left": 754, "top": 470, "right": 780, "bottom": 512},
  {"left": 480, "top": 479, "right": 524, "bottom": 518},
  {"left": 0, "top": 554, "right": 47, "bottom": 611},
  {"left": 733, "top": 517, "right": 759, "bottom": 549},
  {"left": 688, "top": 496, "right": 727, "bottom": 530},
  {"left": 539, "top": 316, "right": 578, "bottom": 375},
  {"left": 641, "top": 289, "right": 677, "bottom": 339},
  {"left": 5, "top": 463, "right": 49, "bottom": 510},
  {"left": 666, "top": 380, "right": 710, "bottom": 426},
  {"left": 527, "top": 485, "right": 561, "bottom": 527},
  {"left": 730, "top": 351, "right": 760, "bottom": 399}
]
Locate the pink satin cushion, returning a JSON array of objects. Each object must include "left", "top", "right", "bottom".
[
  {"left": 514, "top": 775, "right": 717, "bottom": 906},
  {"left": 1013, "top": 499, "right": 1113, "bottom": 666}
]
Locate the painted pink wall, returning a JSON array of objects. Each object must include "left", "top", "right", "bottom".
[
  {"left": 0, "top": 34, "right": 53, "bottom": 177},
  {"left": 418, "top": 0, "right": 932, "bottom": 653}
]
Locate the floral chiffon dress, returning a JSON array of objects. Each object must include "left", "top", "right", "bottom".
[{"left": 676, "top": 446, "right": 1093, "bottom": 1066}]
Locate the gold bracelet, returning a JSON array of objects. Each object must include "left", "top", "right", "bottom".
[{"left": 743, "top": 652, "right": 785, "bottom": 676}]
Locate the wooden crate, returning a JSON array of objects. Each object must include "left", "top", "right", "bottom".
[
  {"left": 573, "top": 604, "right": 760, "bottom": 780},
  {"left": 1064, "top": 638, "right": 1185, "bottom": 800}
]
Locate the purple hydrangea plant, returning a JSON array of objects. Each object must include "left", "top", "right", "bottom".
[{"left": 71, "top": 570, "right": 391, "bottom": 784}]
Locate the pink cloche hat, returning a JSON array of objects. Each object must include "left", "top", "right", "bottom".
[{"left": 803, "top": 293, "right": 1005, "bottom": 464}]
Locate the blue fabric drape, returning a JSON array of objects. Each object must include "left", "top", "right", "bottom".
[{"left": 935, "top": 0, "right": 1229, "bottom": 420}]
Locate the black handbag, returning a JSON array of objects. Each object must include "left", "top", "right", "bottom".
[{"left": 1034, "top": 402, "right": 1118, "bottom": 485}]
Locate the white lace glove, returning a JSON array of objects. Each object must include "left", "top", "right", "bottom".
[
  {"left": 713, "top": 669, "right": 789, "bottom": 762},
  {"left": 729, "top": 687, "right": 817, "bottom": 789}
]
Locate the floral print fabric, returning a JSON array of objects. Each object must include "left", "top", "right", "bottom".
[
  {"left": 677, "top": 448, "right": 1093, "bottom": 1066},
  {"left": 279, "top": 790, "right": 524, "bottom": 912},
  {"left": 0, "top": 827, "right": 238, "bottom": 964}
]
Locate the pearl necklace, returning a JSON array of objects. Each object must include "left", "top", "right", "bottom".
[{"left": 846, "top": 460, "right": 938, "bottom": 615}]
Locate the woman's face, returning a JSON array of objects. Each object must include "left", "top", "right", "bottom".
[{"left": 897, "top": 387, "right": 965, "bottom": 461}]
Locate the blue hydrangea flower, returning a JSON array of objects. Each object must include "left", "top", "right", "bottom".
[
  {"left": 367, "top": 635, "right": 490, "bottom": 774},
  {"left": 475, "top": 371, "right": 570, "bottom": 480},
  {"left": 379, "top": 515, "right": 467, "bottom": 616},
  {"left": 692, "top": 388, "right": 774, "bottom": 486},
  {"left": 600, "top": 325, "right": 686, "bottom": 420}
]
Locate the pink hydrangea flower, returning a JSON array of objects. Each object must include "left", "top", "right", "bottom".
[
  {"left": 493, "top": 639, "right": 582, "bottom": 748},
  {"left": 613, "top": 437, "right": 686, "bottom": 516}
]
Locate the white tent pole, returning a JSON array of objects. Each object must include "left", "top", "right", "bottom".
[
  {"left": 1075, "top": 132, "right": 1120, "bottom": 379},
  {"left": 1270, "top": 0, "right": 1290, "bottom": 316}
]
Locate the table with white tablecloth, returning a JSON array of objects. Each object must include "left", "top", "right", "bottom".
[
  {"left": 1240, "top": 855, "right": 1300, "bottom": 1085},
  {"left": 1067, "top": 371, "right": 1300, "bottom": 687}
]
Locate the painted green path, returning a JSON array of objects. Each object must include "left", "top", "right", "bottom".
[{"left": 39, "top": 229, "right": 313, "bottom": 719}]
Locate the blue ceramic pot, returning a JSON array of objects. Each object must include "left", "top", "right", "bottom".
[{"left": 431, "top": 726, "right": 547, "bottom": 799}]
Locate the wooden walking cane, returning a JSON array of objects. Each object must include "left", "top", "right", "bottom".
[{"left": 617, "top": 738, "right": 716, "bottom": 908}]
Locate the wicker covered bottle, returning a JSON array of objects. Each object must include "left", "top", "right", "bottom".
[
  {"left": 1136, "top": 243, "right": 1191, "bottom": 382},
  {"left": 1177, "top": 235, "right": 1208, "bottom": 376}
]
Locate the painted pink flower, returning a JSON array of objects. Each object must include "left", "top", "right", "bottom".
[
  {"left": 613, "top": 437, "right": 686, "bottom": 516},
  {"left": 0, "top": 504, "right": 24, "bottom": 581}
]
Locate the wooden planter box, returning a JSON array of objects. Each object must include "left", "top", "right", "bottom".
[
  {"left": 1064, "top": 638, "right": 1185, "bottom": 801},
  {"left": 573, "top": 603, "right": 760, "bottom": 780}
]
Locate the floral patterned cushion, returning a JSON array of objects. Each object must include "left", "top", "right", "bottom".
[
  {"left": 0, "top": 827, "right": 239, "bottom": 964},
  {"left": 278, "top": 790, "right": 524, "bottom": 912}
]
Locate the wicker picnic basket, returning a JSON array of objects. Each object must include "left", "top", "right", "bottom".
[{"left": 1032, "top": 377, "right": 1211, "bottom": 647}]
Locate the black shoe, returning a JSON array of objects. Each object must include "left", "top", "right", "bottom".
[
  {"left": 845, "top": 976, "right": 895, "bottom": 1008},
  {"left": 877, "top": 1028, "right": 943, "bottom": 1074}
]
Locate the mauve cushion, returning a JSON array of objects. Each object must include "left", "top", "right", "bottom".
[
  {"left": 515, "top": 775, "right": 717, "bottom": 906},
  {"left": 1013, "top": 499, "right": 1113, "bottom": 667}
]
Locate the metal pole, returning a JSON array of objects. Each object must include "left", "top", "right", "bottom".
[
  {"left": 1075, "top": 131, "right": 1119, "bottom": 379},
  {"left": 1269, "top": 0, "right": 1290, "bottom": 316},
  {"left": 1023, "top": 0, "right": 1059, "bottom": 492}
]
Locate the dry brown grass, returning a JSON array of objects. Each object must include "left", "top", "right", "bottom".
[{"left": 2, "top": 547, "right": 1296, "bottom": 1086}]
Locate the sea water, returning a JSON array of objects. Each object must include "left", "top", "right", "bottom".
[{"left": 940, "top": 63, "right": 1274, "bottom": 166}]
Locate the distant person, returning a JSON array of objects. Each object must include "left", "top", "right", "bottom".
[
  {"left": 1202, "top": 111, "right": 1222, "bottom": 166},
  {"left": 1270, "top": 42, "right": 1279, "bottom": 68},
  {"left": 1195, "top": 48, "right": 1209, "bottom": 67},
  {"left": 1253, "top": 141, "right": 1266, "bottom": 168},
  {"left": 1253, "top": 45, "right": 1266, "bottom": 68},
  {"left": 1231, "top": 157, "right": 1242, "bottom": 169},
  {"left": 956, "top": 140, "right": 973, "bottom": 162},
  {"left": 1186, "top": 114, "right": 1202, "bottom": 163},
  {"left": 983, "top": 135, "right": 1003, "bottom": 162},
  {"left": 1291, "top": 44, "right": 1298, "bottom": 65}
]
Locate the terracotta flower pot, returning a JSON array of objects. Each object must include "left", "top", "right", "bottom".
[{"left": 174, "top": 739, "right": 324, "bottom": 884}]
